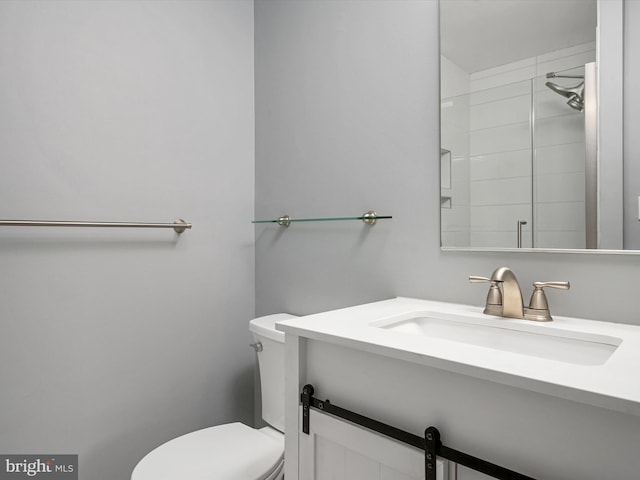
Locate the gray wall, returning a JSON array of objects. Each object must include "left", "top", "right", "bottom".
[
  {"left": 255, "top": 0, "right": 640, "bottom": 326},
  {"left": 0, "top": 1, "right": 255, "bottom": 479}
]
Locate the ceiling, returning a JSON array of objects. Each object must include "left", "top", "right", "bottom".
[{"left": 440, "top": 0, "right": 597, "bottom": 73}]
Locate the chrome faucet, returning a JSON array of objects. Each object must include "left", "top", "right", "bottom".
[{"left": 470, "top": 267, "right": 570, "bottom": 322}]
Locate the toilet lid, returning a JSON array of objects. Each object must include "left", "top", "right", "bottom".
[{"left": 131, "top": 423, "right": 284, "bottom": 480}]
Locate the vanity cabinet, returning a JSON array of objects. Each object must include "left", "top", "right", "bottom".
[
  {"left": 279, "top": 298, "right": 640, "bottom": 480},
  {"left": 299, "top": 404, "right": 449, "bottom": 480}
]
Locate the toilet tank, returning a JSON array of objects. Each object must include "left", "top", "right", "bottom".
[{"left": 249, "top": 314, "right": 297, "bottom": 433}]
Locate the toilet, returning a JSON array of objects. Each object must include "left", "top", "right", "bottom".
[{"left": 131, "top": 313, "right": 296, "bottom": 480}]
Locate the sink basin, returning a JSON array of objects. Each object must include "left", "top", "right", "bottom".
[{"left": 372, "top": 312, "right": 622, "bottom": 366}]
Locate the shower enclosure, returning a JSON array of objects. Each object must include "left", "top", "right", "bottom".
[{"left": 441, "top": 63, "right": 596, "bottom": 249}]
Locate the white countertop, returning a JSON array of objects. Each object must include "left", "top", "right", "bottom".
[{"left": 277, "top": 297, "right": 640, "bottom": 417}]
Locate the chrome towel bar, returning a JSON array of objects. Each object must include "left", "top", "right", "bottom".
[{"left": 0, "top": 218, "right": 191, "bottom": 234}]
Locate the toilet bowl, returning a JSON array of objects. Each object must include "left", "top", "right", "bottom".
[
  {"left": 131, "top": 313, "right": 296, "bottom": 480},
  {"left": 131, "top": 423, "right": 284, "bottom": 480}
]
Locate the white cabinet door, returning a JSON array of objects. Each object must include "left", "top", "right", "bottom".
[{"left": 299, "top": 408, "right": 453, "bottom": 480}]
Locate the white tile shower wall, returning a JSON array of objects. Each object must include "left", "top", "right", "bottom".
[
  {"left": 470, "top": 204, "right": 533, "bottom": 232},
  {"left": 441, "top": 55, "right": 471, "bottom": 99},
  {"left": 536, "top": 114, "right": 585, "bottom": 147},
  {"left": 468, "top": 42, "right": 595, "bottom": 248},
  {"left": 442, "top": 154, "right": 471, "bottom": 247},
  {"left": 536, "top": 41, "right": 596, "bottom": 78},
  {"left": 441, "top": 135, "right": 471, "bottom": 246},
  {"left": 470, "top": 122, "right": 531, "bottom": 157},
  {"left": 469, "top": 57, "right": 536, "bottom": 93},
  {"left": 468, "top": 101, "right": 531, "bottom": 248},
  {"left": 469, "top": 42, "right": 596, "bottom": 92},
  {"left": 536, "top": 143, "right": 586, "bottom": 175},
  {"left": 441, "top": 55, "right": 471, "bottom": 246},
  {"left": 470, "top": 150, "right": 531, "bottom": 181},
  {"left": 534, "top": 73, "right": 587, "bottom": 248},
  {"left": 470, "top": 94, "right": 530, "bottom": 131}
]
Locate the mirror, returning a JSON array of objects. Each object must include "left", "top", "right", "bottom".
[{"left": 440, "top": 0, "right": 626, "bottom": 252}]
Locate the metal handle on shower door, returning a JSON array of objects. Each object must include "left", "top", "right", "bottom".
[{"left": 517, "top": 220, "right": 527, "bottom": 248}]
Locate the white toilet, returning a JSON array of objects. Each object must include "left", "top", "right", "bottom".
[{"left": 131, "top": 313, "right": 296, "bottom": 480}]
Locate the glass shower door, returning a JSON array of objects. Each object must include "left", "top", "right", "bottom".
[{"left": 532, "top": 65, "right": 589, "bottom": 249}]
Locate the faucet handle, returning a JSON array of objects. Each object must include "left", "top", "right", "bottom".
[
  {"left": 533, "top": 281, "right": 570, "bottom": 291},
  {"left": 469, "top": 275, "right": 502, "bottom": 315},
  {"left": 526, "top": 281, "right": 570, "bottom": 321},
  {"left": 469, "top": 275, "right": 491, "bottom": 283}
]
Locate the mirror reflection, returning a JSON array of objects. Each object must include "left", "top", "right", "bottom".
[{"left": 439, "top": 0, "right": 612, "bottom": 250}]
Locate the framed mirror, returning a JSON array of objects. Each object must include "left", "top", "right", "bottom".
[{"left": 440, "top": 0, "right": 626, "bottom": 253}]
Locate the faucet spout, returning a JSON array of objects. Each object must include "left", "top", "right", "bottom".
[{"left": 490, "top": 267, "right": 524, "bottom": 319}]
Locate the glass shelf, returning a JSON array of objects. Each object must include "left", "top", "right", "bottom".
[{"left": 252, "top": 211, "right": 392, "bottom": 227}]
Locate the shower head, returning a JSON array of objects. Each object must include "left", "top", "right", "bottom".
[
  {"left": 566, "top": 94, "right": 584, "bottom": 111},
  {"left": 545, "top": 81, "right": 585, "bottom": 112},
  {"left": 545, "top": 81, "right": 583, "bottom": 99}
]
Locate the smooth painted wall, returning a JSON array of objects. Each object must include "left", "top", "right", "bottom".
[
  {"left": 0, "top": 1, "right": 255, "bottom": 479},
  {"left": 255, "top": 0, "right": 640, "bottom": 325}
]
